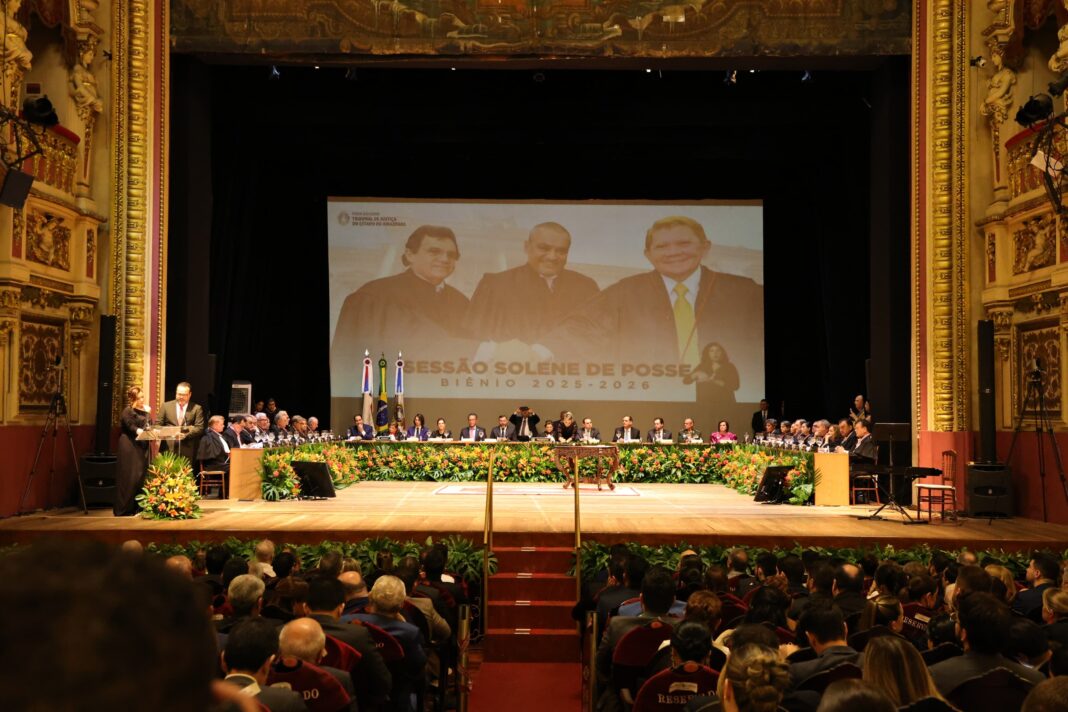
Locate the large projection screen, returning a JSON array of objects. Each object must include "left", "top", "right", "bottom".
[{"left": 329, "top": 198, "right": 764, "bottom": 437}]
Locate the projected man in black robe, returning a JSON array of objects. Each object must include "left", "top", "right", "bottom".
[
  {"left": 331, "top": 225, "right": 471, "bottom": 383},
  {"left": 537, "top": 215, "right": 763, "bottom": 397},
  {"left": 465, "top": 222, "right": 599, "bottom": 361}
]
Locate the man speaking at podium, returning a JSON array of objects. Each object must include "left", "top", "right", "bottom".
[{"left": 161, "top": 381, "right": 205, "bottom": 464}]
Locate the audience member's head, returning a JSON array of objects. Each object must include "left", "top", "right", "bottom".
[
  {"left": 223, "top": 618, "right": 279, "bottom": 683},
  {"left": 640, "top": 566, "right": 676, "bottom": 617},
  {"left": 166, "top": 554, "right": 194, "bottom": 579},
  {"left": 725, "top": 623, "right": 781, "bottom": 651},
  {"left": 743, "top": 586, "right": 790, "bottom": 629},
  {"left": 273, "top": 551, "right": 298, "bottom": 580},
  {"left": 754, "top": 552, "right": 778, "bottom": 580},
  {"left": 670, "top": 621, "right": 712, "bottom": 666},
  {"left": 717, "top": 644, "right": 790, "bottom": 712},
  {"left": 873, "top": 562, "right": 907, "bottom": 598},
  {"left": 339, "top": 570, "right": 367, "bottom": 600},
  {"left": 206, "top": 545, "right": 231, "bottom": 575},
  {"left": 984, "top": 564, "right": 1017, "bottom": 605},
  {"left": 306, "top": 577, "right": 346, "bottom": 616},
  {"left": 341, "top": 556, "right": 361, "bottom": 574},
  {"left": 1030, "top": 552, "right": 1062, "bottom": 586},
  {"left": 1008, "top": 618, "right": 1051, "bottom": 668},
  {"left": 423, "top": 547, "right": 447, "bottom": 582},
  {"left": 956, "top": 591, "right": 1011, "bottom": 655},
  {"left": 799, "top": 603, "right": 847, "bottom": 651},
  {"left": 816, "top": 679, "right": 896, "bottom": 712},
  {"left": 907, "top": 573, "right": 938, "bottom": 609},
  {"left": 1044, "top": 588, "right": 1068, "bottom": 623},
  {"left": 121, "top": 539, "right": 144, "bottom": 555},
  {"left": 957, "top": 550, "right": 979, "bottom": 567},
  {"left": 728, "top": 548, "right": 750, "bottom": 575},
  {"left": 271, "top": 577, "right": 310, "bottom": 616},
  {"left": 860, "top": 595, "right": 904, "bottom": 633},
  {"left": 368, "top": 575, "right": 406, "bottom": 616},
  {"left": 926, "top": 612, "right": 960, "bottom": 649},
  {"left": 704, "top": 564, "right": 728, "bottom": 593},
  {"left": 779, "top": 555, "right": 805, "bottom": 587},
  {"left": 278, "top": 617, "right": 327, "bottom": 664},
  {"left": 955, "top": 565, "right": 994, "bottom": 601},
  {"left": 254, "top": 539, "right": 275, "bottom": 565},
  {"left": 862, "top": 633, "right": 944, "bottom": 707},
  {"left": 317, "top": 550, "right": 343, "bottom": 578},
  {"left": 1023, "top": 677, "right": 1068, "bottom": 712},
  {"left": 222, "top": 558, "right": 251, "bottom": 590},
  {"left": 833, "top": 563, "right": 864, "bottom": 596},
  {"left": 0, "top": 541, "right": 217, "bottom": 710},
  {"left": 228, "top": 574, "right": 266, "bottom": 617},
  {"left": 684, "top": 590, "right": 723, "bottom": 631},
  {"left": 809, "top": 563, "right": 835, "bottom": 595}
]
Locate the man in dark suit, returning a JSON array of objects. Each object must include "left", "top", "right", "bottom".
[
  {"left": 348, "top": 414, "right": 374, "bottom": 440},
  {"left": 459, "top": 413, "right": 485, "bottom": 442},
  {"left": 331, "top": 225, "right": 472, "bottom": 397},
  {"left": 929, "top": 592, "right": 1045, "bottom": 696},
  {"left": 1014, "top": 553, "right": 1060, "bottom": 619},
  {"left": 539, "top": 216, "right": 763, "bottom": 383},
  {"left": 789, "top": 604, "right": 860, "bottom": 687},
  {"left": 577, "top": 417, "right": 601, "bottom": 443},
  {"left": 612, "top": 415, "right": 641, "bottom": 443},
  {"left": 647, "top": 417, "right": 672, "bottom": 443},
  {"left": 751, "top": 399, "right": 770, "bottom": 435},
  {"left": 271, "top": 411, "right": 292, "bottom": 436},
  {"left": 222, "top": 619, "right": 309, "bottom": 712},
  {"left": 197, "top": 416, "right": 231, "bottom": 475},
  {"left": 465, "top": 222, "right": 600, "bottom": 359},
  {"left": 161, "top": 381, "right": 205, "bottom": 464},
  {"left": 836, "top": 418, "right": 857, "bottom": 451},
  {"left": 306, "top": 577, "right": 392, "bottom": 709},
  {"left": 844, "top": 418, "right": 876, "bottom": 462},
  {"left": 491, "top": 415, "right": 516, "bottom": 441},
  {"left": 509, "top": 407, "right": 540, "bottom": 441},
  {"left": 240, "top": 415, "right": 257, "bottom": 445},
  {"left": 222, "top": 416, "right": 243, "bottom": 450},
  {"left": 595, "top": 567, "right": 677, "bottom": 698},
  {"left": 831, "top": 564, "right": 868, "bottom": 620}
]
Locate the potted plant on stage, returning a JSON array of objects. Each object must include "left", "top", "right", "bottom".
[{"left": 136, "top": 451, "right": 202, "bottom": 520}]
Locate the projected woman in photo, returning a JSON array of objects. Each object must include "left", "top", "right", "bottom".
[
  {"left": 685, "top": 342, "right": 740, "bottom": 406},
  {"left": 330, "top": 225, "right": 472, "bottom": 387}
]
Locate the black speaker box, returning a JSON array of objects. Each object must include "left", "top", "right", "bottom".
[
  {"left": 754, "top": 465, "right": 791, "bottom": 504},
  {"left": 80, "top": 455, "right": 117, "bottom": 507},
  {"left": 95, "top": 315, "right": 116, "bottom": 454},
  {"left": 966, "top": 464, "right": 1013, "bottom": 518},
  {"left": 0, "top": 168, "right": 33, "bottom": 208},
  {"left": 977, "top": 320, "right": 997, "bottom": 463},
  {"left": 290, "top": 461, "right": 337, "bottom": 499}
]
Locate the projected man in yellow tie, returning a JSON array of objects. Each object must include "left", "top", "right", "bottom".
[{"left": 538, "top": 215, "right": 762, "bottom": 399}]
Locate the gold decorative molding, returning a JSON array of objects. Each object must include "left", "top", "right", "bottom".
[{"left": 1012, "top": 213, "right": 1057, "bottom": 274}]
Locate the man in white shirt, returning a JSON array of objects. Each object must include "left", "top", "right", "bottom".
[{"left": 161, "top": 381, "right": 205, "bottom": 463}]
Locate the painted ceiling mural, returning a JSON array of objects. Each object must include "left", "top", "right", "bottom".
[{"left": 171, "top": 0, "right": 910, "bottom": 58}]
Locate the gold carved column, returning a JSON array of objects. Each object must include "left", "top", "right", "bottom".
[
  {"left": 110, "top": 0, "right": 170, "bottom": 414},
  {"left": 914, "top": 0, "right": 973, "bottom": 463}
]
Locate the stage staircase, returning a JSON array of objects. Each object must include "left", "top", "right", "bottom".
[{"left": 483, "top": 532, "right": 581, "bottom": 662}]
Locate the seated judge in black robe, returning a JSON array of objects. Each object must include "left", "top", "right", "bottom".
[{"left": 114, "top": 386, "right": 151, "bottom": 516}]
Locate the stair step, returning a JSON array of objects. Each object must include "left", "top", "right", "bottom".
[
  {"left": 487, "top": 600, "right": 575, "bottom": 628},
  {"left": 488, "top": 572, "right": 577, "bottom": 601},
  {"left": 494, "top": 546, "right": 574, "bottom": 574},
  {"left": 483, "top": 627, "right": 581, "bottom": 662},
  {"left": 493, "top": 532, "right": 576, "bottom": 548}
]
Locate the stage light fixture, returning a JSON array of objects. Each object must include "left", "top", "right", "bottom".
[
  {"left": 724, "top": 70, "right": 737, "bottom": 85},
  {"left": 314, "top": 65, "right": 320, "bottom": 70},
  {"left": 645, "top": 68, "right": 652, "bottom": 73},
  {"left": 269, "top": 65, "right": 281, "bottom": 80},
  {"left": 1016, "top": 94, "right": 1054, "bottom": 127},
  {"left": 22, "top": 96, "right": 57, "bottom": 127},
  {"left": 345, "top": 67, "right": 358, "bottom": 81},
  {"left": 969, "top": 55, "right": 987, "bottom": 68}
]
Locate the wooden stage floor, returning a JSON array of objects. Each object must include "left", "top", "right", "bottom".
[{"left": 2, "top": 482, "right": 1068, "bottom": 551}]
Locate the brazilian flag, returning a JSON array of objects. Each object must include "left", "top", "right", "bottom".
[{"left": 376, "top": 355, "right": 389, "bottom": 433}]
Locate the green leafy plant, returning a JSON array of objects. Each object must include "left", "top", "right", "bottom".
[{"left": 136, "top": 451, "right": 201, "bottom": 519}]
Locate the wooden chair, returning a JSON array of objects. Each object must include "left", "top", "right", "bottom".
[
  {"left": 198, "top": 461, "right": 227, "bottom": 499},
  {"left": 850, "top": 468, "right": 881, "bottom": 506},
  {"left": 916, "top": 449, "right": 960, "bottom": 523},
  {"left": 947, "top": 667, "right": 1035, "bottom": 712}
]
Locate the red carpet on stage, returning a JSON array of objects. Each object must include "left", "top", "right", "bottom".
[{"left": 469, "top": 663, "right": 582, "bottom": 712}]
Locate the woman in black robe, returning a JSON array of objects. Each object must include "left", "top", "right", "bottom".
[{"left": 114, "top": 386, "right": 151, "bottom": 516}]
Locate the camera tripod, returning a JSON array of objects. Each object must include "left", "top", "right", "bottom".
[
  {"left": 1004, "top": 363, "right": 1068, "bottom": 523},
  {"left": 18, "top": 387, "right": 87, "bottom": 515}
]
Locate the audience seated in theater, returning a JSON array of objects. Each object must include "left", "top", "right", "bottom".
[
  {"left": 862, "top": 633, "right": 945, "bottom": 708},
  {"left": 779, "top": 555, "right": 809, "bottom": 600},
  {"left": 263, "top": 577, "right": 310, "bottom": 623},
  {"left": 278, "top": 617, "right": 357, "bottom": 711},
  {"left": 928, "top": 591, "right": 1045, "bottom": 697},
  {"left": 1017, "top": 552, "right": 1061, "bottom": 621},
  {"left": 1008, "top": 618, "right": 1052, "bottom": 671},
  {"left": 574, "top": 543, "right": 630, "bottom": 623},
  {"left": 742, "top": 585, "right": 791, "bottom": 630},
  {"left": 830, "top": 564, "right": 867, "bottom": 620},
  {"left": 421, "top": 544, "right": 468, "bottom": 607},
  {"left": 788, "top": 603, "right": 860, "bottom": 687},
  {"left": 737, "top": 551, "right": 778, "bottom": 599},
  {"left": 268, "top": 551, "right": 299, "bottom": 591},
  {"left": 218, "top": 574, "right": 274, "bottom": 634},
  {"left": 597, "top": 554, "right": 648, "bottom": 630},
  {"left": 596, "top": 566, "right": 679, "bottom": 698},
  {"left": 166, "top": 553, "right": 194, "bottom": 579},
  {"left": 789, "top": 562, "right": 835, "bottom": 627},
  {"left": 726, "top": 548, "right": 752, "bottom": 590},
  {"left": 222, "top": 618, "right": 309, "bottom": 712},
  {"left": 338, "top": 571, "right": 369, "bottom": 618},
  {"left": 304, "top": 576, "right": 392, "bottom": 708},
  {"left": 869, "top": 562, "right": 907, "bottom": 601},
  {"left": 255, "top": 539, "right": 277, "bottom": 579},
  {"left": 0, "top": 540, "right": 228, "bottom": 711},
  {"left": 1023, "top": 676, "right": 1068, "bottom": 712},
  {"left": 637, "top": 622, "right": 718, "bottom": 709},
  {"left": 686, "top": 642, "right": 791, "bottom": 712},
  {"left": 857, "top": 595, "right": 906, "bottom": 639},
  {"left": 815, "top": 679, "right": 894, "bottom": 712},
  {"left": 353, "top": 575, "right": 426, "bottom": 712},
  {"left": 1043, "top": 588, "right": 1068, "bottom": 649},
  {"left": 395, "top": 558, "right": 451, "bottom": 643}
]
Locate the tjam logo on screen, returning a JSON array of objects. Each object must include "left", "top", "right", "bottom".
[{"left": 337, "top": 212, "right": 351, "bottom": 226}]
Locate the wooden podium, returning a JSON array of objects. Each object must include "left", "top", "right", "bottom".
[
  {"left": 229, "top": 448, "right": 265, "bottom": 500},
  {"left": 813, "top": 451, "right": 850, "bottom": 506}
]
